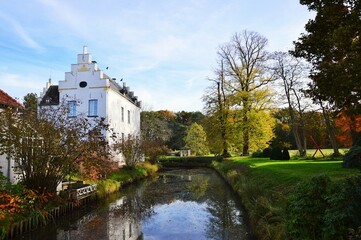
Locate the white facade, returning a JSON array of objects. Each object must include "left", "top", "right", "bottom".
[
  {"left": 0, "top": 154, "right": 20, "bottom": 184},
  {"left": 40, "top": 46, "right": 141, "bottom": 165}
]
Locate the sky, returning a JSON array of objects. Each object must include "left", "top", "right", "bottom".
[{"left": 0, "top": 0, "right": 314, "bottom": 112}]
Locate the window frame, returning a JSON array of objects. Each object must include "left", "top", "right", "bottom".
[
  {"left": 121, "top": 107, "right": 124, "bottom": 122},
  {"left": 88, "top": 99, "right": 98, "bottom": 117},
  {"left": 67, "top": 101, "right": 77, "bottom": 118}
]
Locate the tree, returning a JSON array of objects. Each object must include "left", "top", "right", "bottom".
[
  {"left": 113, "top": 135, "right": 143, "bottom": 168},
  {"left": 292, "top": 0, "right": 361, "bottom": 144},
  {"left": 184, "top": 123, "right": 209, "bottom": 156},
  {"left": 167, "top": 111, "right": 206, "bottom": 150},
  {"left": 271, "top": 51, "right": 310, "bottom": 156},
  {"left": 218, "top": 30, "right": 274, "bottom": 155},
  {"left": 23, "top": 92, "right": 38, "bottom": 113},
  {"left": 141, "top": 111, "right": 172, "bottom": 144},
  {"left": 203, "top": 60, "right": 232, "bottom": 157},
  {"left": 318, "top": 101, "right": 340, "bottom": 156},
  {"left": 335, "top": 112, "right": 361, "bottom": 147},
  {"left": 0, "top": 104, "right": 113, "bottom": 193},
  {"left": 140, "top": 111, "right": 171, "bottom": 162},
  {"left": 271, "top": 108, "right": 294, "bottom": 149}
]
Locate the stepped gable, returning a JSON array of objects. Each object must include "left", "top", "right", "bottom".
[
  {"left": 0, "top": 89, "right": 23, "bottom": 108},
  {"left": 39, "top": 85, "right": 60, "bottom": 106}
]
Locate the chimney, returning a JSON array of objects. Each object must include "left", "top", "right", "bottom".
[{"left": 83, "top": 45, "right": 88, "bottom": 54}]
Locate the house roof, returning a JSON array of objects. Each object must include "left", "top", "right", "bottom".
[
  {"left": 39, "top": 79, "right": 140, "bottom": 108},
  {"left": 0, "top": 89, "right": 23, "bottom": 109},
  {"left": 109, "top": 78, "right": 141, "bottom": 107},
  {"left": 39, "top": 85, "right": 60, "bottom": 106}
]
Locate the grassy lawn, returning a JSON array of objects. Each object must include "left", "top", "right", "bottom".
[
  {"left": 212, "top": 155, "right": 360, "bottom": 239},
  {"left": 235, "top": 156, "right": 356, "bottom": 180},
  {"left": 288, "top": 148, "right": 349, "bottom": 157}
]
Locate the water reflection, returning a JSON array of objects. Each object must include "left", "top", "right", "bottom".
[
  {"left": 16, "top": 168, "right": 251, "bottom": 240},
  {"left": 140, "top": 168, "right": 250, "bottom": 240}
]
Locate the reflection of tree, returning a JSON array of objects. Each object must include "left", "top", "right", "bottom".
[
  {"left": 107, "top": 168, "right": 249, "bottom": 240},
  {"left": 187, "top": 177, "right": 209, "bottom": 200},
  {"left": 111, "top": 183, "right": 155, "bottom": 223},
  {"left": 204, "top": 172, "right": 248, "bottom": 240}
]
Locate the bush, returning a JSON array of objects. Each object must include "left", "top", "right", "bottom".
[
  {"left": 251, "top": 150, "right": 264, "bottom": 158},
  {"left": 137, "top": 162, "right": 158, "bottom": 176},
  {"left": 286, "top": 175, "right": 361, "bottom": 239},
  {"left": 282, "top": 148, "right": 290, "bottom": 160},
  {"left": 343, "top": 145, "right": 361, "bottom": 169},
  {"left": 263, "top": 148, "right": 272, "bottom": 158},
  {"left": 270, "top": 147, "right": 283, "bottom": 160},
  {"left": 286, "top": 175, "right": 339, "bottom": 239}
]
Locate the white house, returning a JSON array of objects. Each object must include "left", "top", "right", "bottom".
[
  {"left": 0, "top": 89, "right": 24, "bottom": 183},
  {"left": 39, "top": 46, "right": 141, "bottom": 165}
]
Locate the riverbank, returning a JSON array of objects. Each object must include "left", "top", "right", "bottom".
[
  {"left": 212, "top": 157, "right": 360, "bottom": 239},
  {"left": 0, "top": 162, "right": 158, "bottom": 239}
]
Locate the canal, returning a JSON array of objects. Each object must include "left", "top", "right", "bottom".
[{"left": 16, "top": 168, "right": 253, "bottom": 240}]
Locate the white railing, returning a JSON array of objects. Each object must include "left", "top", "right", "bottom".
[{"left": 70, "top": 184, "right": 97, "bottom": 200}]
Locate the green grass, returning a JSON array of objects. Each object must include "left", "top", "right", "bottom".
[
  {"left": 240, "top": 157, "right": 355, "bottom": 179},
  {"left": 288, "top": 148, "right": 349, "bottom": 157},
  {"left": 212, "top": 156, "right": 359, "bottom": 239}
]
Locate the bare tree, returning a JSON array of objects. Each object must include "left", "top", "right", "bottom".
[
  {"left": 218, "top": 30, "right": 274, "bottom": 155},
  {"left": 113, "top": 134, "right": 143, "bottom": 168},
  {"left": 271, "top": 51, "right": 310, "bottom": 156}
]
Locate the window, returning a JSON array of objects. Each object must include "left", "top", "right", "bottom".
[
  {"left": 68, "top": 101, "right": 76, "bottom": 117},
  {"left": 88, "top": 99, "right": 98, "bottom": 116},
  {"left": 121, "top": 107, "right": 124, "bottom": 122},
  {"left": 128, "top": 110, "right": 130, "bottom": 124},
  {"left": 79, "top": 81, "right": 87, "bottom": 88}
]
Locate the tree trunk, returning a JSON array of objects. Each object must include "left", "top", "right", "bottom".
[
  {"left": 349, "top": 113, "right": 360, "bottom": 145},
  {"left": 217, "top": 79, "right": 231, "bottom": 158},
  {"left": 242, "top": 106, "right": 250, "bottom": 156},
  {"left": 320, "top": 101, "right": 340, "bottom": 156},
  {"left": 292, "top": 124, "right": 306, "bottom": 156},
  {"left": 289, "top": 107, "right": 307, "bottom": 157}
]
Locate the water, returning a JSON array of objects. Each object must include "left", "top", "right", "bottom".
[{"left": 16, "top": 168, "right": 252, "bottom": 240}]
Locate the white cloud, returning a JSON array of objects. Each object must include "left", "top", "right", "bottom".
[
  {"left": 0, "top": 73, "right": 45, "bottom": 100},
  {"left": 0, "top": 11, "right": 42, "bottom": 50},
  {"left": 0, "top": 0, "right": 314, "bottom": 112}
]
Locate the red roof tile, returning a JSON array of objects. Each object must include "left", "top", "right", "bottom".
[{"left": 0, "top": 89, "right": 23, "bottom": 108}]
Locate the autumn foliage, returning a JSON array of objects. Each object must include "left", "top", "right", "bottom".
[
  {"left": 0, "top": 187, "right": 62, "bottom": 220},
  {"left": 335, "top": 113, "right": 361, "bottom": 147}
]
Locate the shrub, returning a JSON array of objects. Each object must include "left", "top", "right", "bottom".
[
  {"left": 282, "top": 148, "right": 290, "bottom": 160},
  {"left": 287, "top": 175, "right": 336, "bottom": 239},
  {"left": 96, "top": 179, "right": 120, "bottom": 198},
  {"left": 343, "top": 145, "right": 361, "bottom": 169},
  {"left": 270, "top": 147, "right": 283, "bottom": 160},
  {"left": 286, "top": 174, "right": 361, "bottom": 239},
  {"left": 137, "top": 162, "right": 158, "bottom": 176},
  {"left": 263, "top": 148, "right": 272, "bottom": 158},
  {"left": 251, "top": 150, "right": 264, "bottom": 158}
]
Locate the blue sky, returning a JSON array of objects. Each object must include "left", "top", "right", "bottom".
[{"left": 0, "top": 0, "right": 313, "bottom": 112}]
